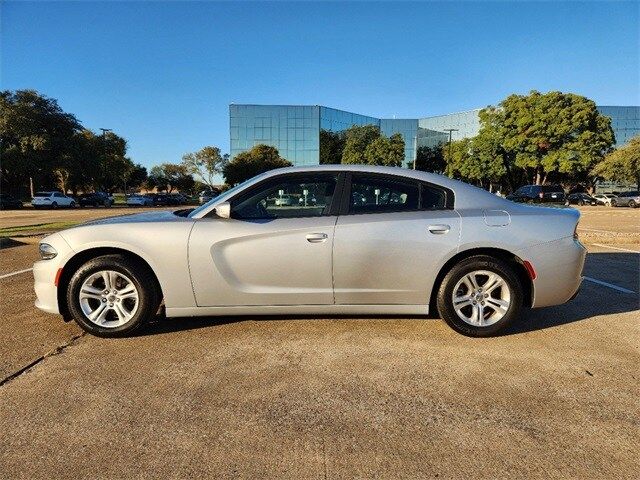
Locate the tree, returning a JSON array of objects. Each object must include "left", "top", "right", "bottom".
[
  {"left": 592, "top": 135, "right": 640, "bottom": 189},
  {"left": 479, "top": 91, "right": 615, "bottom": 186},
  {"left": 341, "top": 124, "right": 405, "bottom": 166},
  {"left": 125, "top": 164, "right": 148, "bottom": 192},
  {"left": 341, "top": 125, "right": 381, "bottom": 165},
  {"left": 364, "top": 133, "right": 405, "bottom": 167},
  {"left": 148, "top": 163, "right": 194, "bottom": 192},
  {"left": 0, "top": 89, "right": 82, "bottom": 195},
  {"left": 319, "top": 129, "right": 346, "bottom": 165},
  {"left": 223, "top": 144, "right": 291, "bottom": 185},
  {"left": 415, "top": 144, "right": 445, "bottom": 173},
  {"left": 182, "top": 146, "right": 228, "bottom": 189},
  {"left": 444, "top": 137, "right": 507, "bottom": 190}
]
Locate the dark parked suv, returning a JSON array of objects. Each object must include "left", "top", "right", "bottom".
[
  {"left": 78, "top": 192, "right": 114, "bottom": 207},
  {"left": 0, "top": 194, "right": 23, "bottom": 209},
  {"left": 507, "top": 185, "right": 566, "bottom": 204}
]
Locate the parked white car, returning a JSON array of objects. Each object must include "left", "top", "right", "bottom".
[
  {"left": 126, "top": 194, "right": 153, "bottom": 207},
  {"left": 31, "top": 191, "right": 76, "bottom": 209},
  {"left": 34, "top": 165, "right": 586, "bottom": 339},
  {"left": 593, "top": 193, "right": 617, "bottom": 206}
]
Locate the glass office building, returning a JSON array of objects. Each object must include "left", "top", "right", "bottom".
[{"left": 230, "top": 104, "right": 640, "bottom": 167}]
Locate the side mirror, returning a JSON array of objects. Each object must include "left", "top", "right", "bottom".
[{"left": 214, "top": 201, "right": 231, "bottom": 219}]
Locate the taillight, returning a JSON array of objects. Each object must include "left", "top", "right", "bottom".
[{"left": 539, "top": 192, "right": 544, "bottom": 199}]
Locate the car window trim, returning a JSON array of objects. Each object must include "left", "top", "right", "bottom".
[
  {"left": 207, "top": 171, "right": 347, "bottom": 220},
  {"left": 339, "top": 171, "right": 454, "bottom": 216}
]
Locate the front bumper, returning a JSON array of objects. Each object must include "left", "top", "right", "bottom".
[{"left": 33, "top": 233, "right": 74, "bottom": 315}]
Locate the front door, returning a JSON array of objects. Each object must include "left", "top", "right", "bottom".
[{"left": 189, "top": 173, "right": 340, "bottom": 307}]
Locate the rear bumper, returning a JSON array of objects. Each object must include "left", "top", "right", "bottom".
[{"left": 516, "top": 236, "right": 587, "bottom": 308}]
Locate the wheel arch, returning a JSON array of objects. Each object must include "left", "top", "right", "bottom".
[
  {"left": 57, "top": 247, "right": 163, "bottom": 322},
  {"left": 428, "top": 247, "right": 534, "bottom": 314}
]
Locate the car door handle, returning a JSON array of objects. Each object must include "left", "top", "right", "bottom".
[
  {"left": 306, "top": 233, "right": 328, "bottom": 243},
  {"left": 428, "top": 224, "right": 450, "bottom": 234}
]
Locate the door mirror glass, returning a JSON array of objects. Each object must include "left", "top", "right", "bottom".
[{"left": 214, "top": 201, "right": 231, "bottom": 219}]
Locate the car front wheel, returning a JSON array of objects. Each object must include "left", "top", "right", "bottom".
[
  {"left": 437, "top": 255, "right": 523, "bottom": 337},
  {"left": 66, "top": 254, "right": 161, "bottom": 337},
  {"left": 629, "top": 200, "right": 636, "bottom": 208}
]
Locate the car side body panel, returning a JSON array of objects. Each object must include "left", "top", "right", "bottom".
[
  {"left": 333, "top": 209, "right": 461, "bottom": 305},
  {"left": 188, "top": 216, "right": 337, "bottom": 306}
]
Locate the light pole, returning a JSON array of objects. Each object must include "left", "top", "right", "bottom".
[
  {"left": 443, "top": 128, "right": 458, "bottom": 161},
  {"left": 99, "top": 128, "right": 112, "bottom": 193}
]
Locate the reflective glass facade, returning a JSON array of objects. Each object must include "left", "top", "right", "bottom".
[
  {"left": 230, "top": 104, "right": 639, "bottom": 167},
  {"left": 230, "top": 105, "right": 320, "bottom": 166},
  {"left": 596, "top": 106, "right": 640, "bottom": 146}
]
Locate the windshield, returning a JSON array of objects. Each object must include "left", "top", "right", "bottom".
[{"left": 188, "top": 176, "right": 264, "bottom": 218}]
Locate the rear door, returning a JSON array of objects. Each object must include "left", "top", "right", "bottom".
[{"left": 332, "top": 173, "right": 460, "bottom": 306}]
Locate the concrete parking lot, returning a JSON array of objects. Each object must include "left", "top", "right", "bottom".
[{"left": 0, "top": 206, "right": 638, "bottom": 478}]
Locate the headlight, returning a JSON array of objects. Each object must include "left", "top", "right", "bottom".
[{"left": 39, "top": 243, "right": 58, "bottom": 260}]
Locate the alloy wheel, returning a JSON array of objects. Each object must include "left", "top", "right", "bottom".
[
  {"left": 79, "top": 270, "right": 140, "bottom": 327},
  {"left": 452, "top": 270, "right": 511, "bottom": 327}
]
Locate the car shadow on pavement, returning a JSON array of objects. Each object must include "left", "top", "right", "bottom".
[
  {"left": 135, "top": 252, "right": 638, "bottom": 337},
  {"left": 0, "top": 237, "right": 28, "bottom": 250}
]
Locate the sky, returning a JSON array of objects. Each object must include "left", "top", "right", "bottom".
[{"left": 2, "top": 1, "right": 639, "bottom": 169}]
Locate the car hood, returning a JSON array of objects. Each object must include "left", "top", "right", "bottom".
[{"left": 77, "top": 210, "right": 188, "bottom": 227}]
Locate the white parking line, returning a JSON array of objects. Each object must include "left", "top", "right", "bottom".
[
  {"left": 591, "top": 243, "right": 640, "bottom": 253},
  {"left": 583, "top": 276, "right": 636, "bottom": 294},
  {"left": 0, "top": 268, "right": 33, "bottom": 280}
]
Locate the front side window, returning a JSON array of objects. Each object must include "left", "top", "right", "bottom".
[
  {"left": 231, "top": 174, "right": 338, "bottom": 219},
  {"left": 349, "top": 175, "right": 419, "bottom": 214}
]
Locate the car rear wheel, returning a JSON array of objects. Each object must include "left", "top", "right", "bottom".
[
  {"left": 66, "top": 254, "right": 161, "bottom": 337},
  {"left": 437, "top": 255, "right": 523, "bottom": 337},
  {"left": 629, "top": 200, "right": 636, "bottom": 208},
  {"left": 70, "top": 201, "right": 76, "bottom": 208},
  {"left": 51, "top": 202, "right": 58, "bottom": 209},
  {"left": 610, "top": 199, "right": 617, "bottom": 207}
]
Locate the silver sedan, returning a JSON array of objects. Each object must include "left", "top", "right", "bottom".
[{"left": 33, "top": 165, "right": 586, "bottom": 337}]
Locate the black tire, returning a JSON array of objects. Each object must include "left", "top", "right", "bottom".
[
  {"left": 51, "top": 202, "right": 58, "bottom": 209},
  {"left": 70, "top": 201, "right": 76, "bottom": 208},
  {"left": 629, "top": 200, "right": 636, "bottom": 208},
  {"left": 610, "top": 199, "right": 617, "bottom": 207},
  {"left": 66, "top": 254, "right": 161, "bottom": 337},
  {"left": 578, "top": 200, "right": 584, "bottom": 206},
  {"left": 436, "top": 255, "right": 523, "bottom": 337}
]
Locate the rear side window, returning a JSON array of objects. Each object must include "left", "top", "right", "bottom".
[
  {"left": 421, "top": 183, "right": 447, "bottom": 209},
  {"left": 349, "top": 175, "right": 419, "bottom": 214}
]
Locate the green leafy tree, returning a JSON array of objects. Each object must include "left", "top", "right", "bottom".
[
  {"left": 0, "top": 89, "right": 82, "bottom": 195},
  {"left": 319, "top": 129, "right": 346, "bottom": 165},
  {"left": 182, "top": 146, "right": 228, "bottom": 189},
  {"left": 223, "top": 144, "right": 291, "bottom": 185},
  {"left": 341, "top": 125, "right": 405, "bottom": 166},
  {"left": 341, "top": 125, "right": 381, "bottom": 165},
  {"left": 444, "top": 137, "right": 506, "bottom": 190},
  {"left": 364, "top": 133, "right": 405, "bottom": 167},
  {"left": 125, "top": 164, "right": 148, "bottom": 192},
  {"left": 149, "top": 163, "right": 194, "bottom": 192},
  {"left": 592, "top": 135, "right": 640, "bottom": 189},
  {"left": 480, "top": 91, "right": 615, "bottom": 185},
  {"left": 415, "top": 144, "right": 445, "bottom": 173}
]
